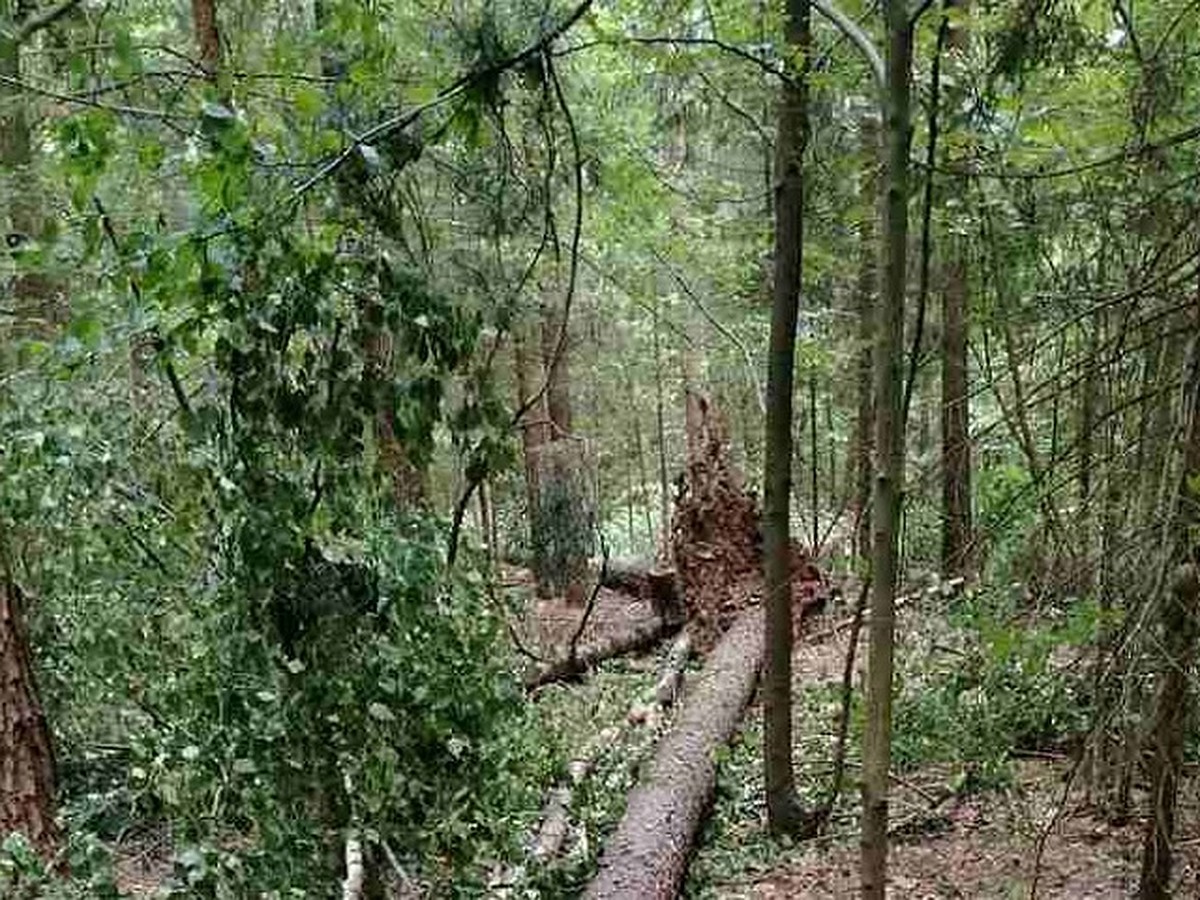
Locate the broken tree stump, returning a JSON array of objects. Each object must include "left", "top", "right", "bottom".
[{"left": 583, "top": 607, "right": 763, "bottom": 899}]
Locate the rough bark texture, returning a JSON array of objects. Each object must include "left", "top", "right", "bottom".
[
  {"left": 0, "top": 580, "right": 59, "bottom": 861},
  {"left": 583, "top": 608, "right": 763, "bottom": 900},
  {"left": 861, "top": 3, "right": 913, "bottom": 895},
  {"left": 762, "top": 0, "right": 811, "bottom": 836},
  {"left": 190, "top": 0, "right": 221, "bottom": 77},
  {"left": 524, "top": 616, "right": 674, "bottom": 689},
  {"left": 529, "top": 439, "right": 592, "bottom": 606},
  {"left": 1139, "top": 290, "right": 1200, "bottom": 899},
  {"left": 541, "top": 291, "right": 573, "bottom": 440},
  {"left": 1139, "top": 564, "right": 1199, "bottom": 900},
  {"left": 653, "top": 304, "right": 672, "bottom": 558}
]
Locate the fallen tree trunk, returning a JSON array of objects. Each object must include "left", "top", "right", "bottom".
[
  {"left": 584, "top": 608, "right": 763, "bottom": 899},
  {"left": 525, "top": 616, "right": 676, "bottom": 689}
]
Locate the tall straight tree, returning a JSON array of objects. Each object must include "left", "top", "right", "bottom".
[
  {"left": 853, "top": 112, "right": 880, "bottom": 560},
  {"left": 861, "top": 0, "right": 913, "bottom": 893},
  {"left": 762, "top": 0, "right": 812, "bottom": 836},
  {"left": 940, "top": 0, "right": 972, "bottom": 579}
]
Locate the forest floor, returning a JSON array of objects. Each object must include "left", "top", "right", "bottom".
[
  {"left": 109, "top": 574, "right": 1200, "bottom": 898},
  {"left": 688, "top": 599, "right": 1200, "bottom": 899}
]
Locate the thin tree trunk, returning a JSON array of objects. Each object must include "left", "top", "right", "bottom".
[
  {"left": 809, "top": 375, "right": 820, "bottom": 551},
  {"left": 853, "top": 115, "right": 880, "bottom": 560},
  {"left": 626, "top": 369, "right": 655, "bottom": 546},
  {"left": 653, "top": 301, "right": 672, "bottom": 558},
  {"left": 1, "top": 1, "right": 57, "bottom": 330},
  {"left": 763, "top": 0, "right": 811, "bottom": 837},
  {"left": 941, "top": 250, "right": 972, "bottom": 577},
  {"left": 1139, "top": 566, "right": 1199, "bottom": 900},
  {"left": 1138, "top": 277, "right": 1200, "bottom": 899},
  {"left": 940, "top": 0, "right": 972, "bottom": 581},
  {"left": 861, "top": 1, "right": 913, "bottom": 893},
  {"left": 542, "top": 291, "right": 572, "bottom": 441}
]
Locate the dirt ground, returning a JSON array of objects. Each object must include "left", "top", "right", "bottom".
[
  {"left": 708, "top": 600, "right": 1200, "bottom": 900},
  {"left": 501, "top": 563, "right": 661, "bottom": 660},
  {"left": 732, "top": 763, "right": 1200, "bottom": 898}
]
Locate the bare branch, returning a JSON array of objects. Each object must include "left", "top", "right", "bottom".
[
  {"left": 12, "top": 0, "right": 84, "bottom": 43},
  {"left": 812, "top": 0, "right": 886, "bottom": 96}
]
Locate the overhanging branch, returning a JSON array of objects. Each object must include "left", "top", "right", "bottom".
[
  {"left": 812, "top": 0, "right": 885, "bottom": 96},
  {"left": 12, "top": 0, "right": 84, "bottom": 43}
]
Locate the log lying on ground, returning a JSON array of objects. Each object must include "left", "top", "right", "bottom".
[
  {"left": 584, "top": 608, "right": 763, "bottom": 899},
  {"left": 532, "top": 632, "right": 694, "bottom": 865},
  {"left": 525, "top": 616, "right": 677, "bottom": 689}
]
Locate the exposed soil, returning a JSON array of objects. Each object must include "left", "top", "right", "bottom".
[
  {"left": 701, "top": 597, "right": 1200, "bottom": 899},
  {"left": 501, "top": 562, "right": 661, "bottom": 662},
  {"left": 728, "top": 759, "right": 1200, "bottom": 898}
]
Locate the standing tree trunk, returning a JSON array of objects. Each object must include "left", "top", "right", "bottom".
[
  {"left": 1139, "top": 563, "right": 1200, "bottom": 900},
  {"left": 861, "top": 1, "right": 913, "bottom": 894},
  {"left": 941, "top": 251, "right": 971, "bottom": 577},
  {"left": 653, "top": 300, "right": 672, "bottom": 559},
  {"left": 1, "top": 11, "right": 61, "bottom": 862},
  {"left": 1139, "top": 285, "right": 1200, "bottom": 900},
  {"left": 762, "top": 0, "right": 811, "bottom": 837},
  {"left": 0, "top": 577, "right": 59, "bottom": 862},
  {"left": 190, "top": 0, "right": 221, "bottom": 78},
  {"left": 940, "top": 0, "right": 972, "bottom": 581},
  {"left": 515, "top": 318, "right": 551, "bottom": 586},
  {"left": 542, "top": 290, "right": 573, "bottom": 441},
  {"left": 534, "top": 285, "right": 590, "bottom": 605},
  {"left": 1, "top": 0, "right": 59, "bottom": 331},
  {"left": 852, "top": 114, "right": 880, "bottom": 560}
]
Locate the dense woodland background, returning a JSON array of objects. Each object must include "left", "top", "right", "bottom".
[{"left": 2, "top": 0, "right": 1200, "bottom": 897}]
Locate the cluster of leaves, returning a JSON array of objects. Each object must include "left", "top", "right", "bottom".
[{"left": 890, "top": 591, "right": 1095, "bottom": 787}]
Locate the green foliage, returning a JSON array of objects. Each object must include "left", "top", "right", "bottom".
[{"left": 891, "top": 597, "right": 1092, "bottom": 786}]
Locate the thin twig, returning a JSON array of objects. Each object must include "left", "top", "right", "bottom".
[
  {"left": 820, "top": 576, "right": 870, "bottom": 824},
  {"left": 568, "top": 533, "right": 610, "bottom": 667}
]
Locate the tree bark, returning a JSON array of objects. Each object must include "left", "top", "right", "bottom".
[
  {"left": 941, "top": 250, "right": 972, "bottom": 578},
  {"left": 0, "top": 578, "right": 59, "bottom": 862},
  {"left": 1139, "top": 564, "right": 1199, "bottom": 900},
  {"left": 515, "top": 318, "right": 551, "bottom": 590},
  {"left": 762, "top": 0, "right": 811, "bottom": 837},
  {"left": 861, "top": 1, "right": 913, "bottom": 894},
  {"left": 1138, "top": 283, "right": 1200, "bottom": 900},
  {"left": 190, "top": 0, "right": 221, "bottom": 78},
  {"left": 524, "top": 616, "right": 676, "bottom": 690},
  {"left": 542, "top": 290, "right": 572, "bottom": 440},
  {"left": 940, "top": 0, "right": 972, "bottom": 581},
  {"left": 584, "top": 608, "right": 762, "bottom": 899},
  {"left": 853, "top": 114, "right": 880, "bottom": 560}
]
